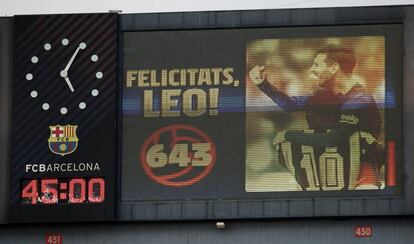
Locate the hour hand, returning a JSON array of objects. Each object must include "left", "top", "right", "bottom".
[
  {"left": 64, "top": 76, "right": 75, "bottom": 92},
  {"left": 60, "top": 70, "right": 75, "bottom": 92}
]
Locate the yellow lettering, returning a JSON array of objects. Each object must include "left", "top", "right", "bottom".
[
  {"left": 162, "top": 89, "right": 181, "bottom": 117},
  {"left": 180, "top": 69, "right": 186, "bottom": 86},
  {"left": 198, "top": 68, "right": 212, "bottom": 86},
  {"left": 222, "top": 67, "right": 234, "bottom": 85},
  {"left": 183, "top": 89, "right": 206, "bottom": 117},
  {"left": 149, "top": 69, "right": 160, "bottom": 87},
  {"left": 143, "top": 90, "right": 160, "bottom": 117},
  {"left": 126, "top": 70, "right": 137, "bottom": 87},
  {"left": 187, "top": 69, "right": 198, "bottom": 86},
  {"left": 138, "top": 70, "right": 150, "bottom": 87},
  {"left": 168, "top": 69, "right": 180, "bottom": 86},
  {"left": 211, "top": 68, "right": 222, "bottom": 85}
]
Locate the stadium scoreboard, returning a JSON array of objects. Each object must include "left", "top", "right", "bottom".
[{"left": 0, "top": 6, "right": 413, "bottom": 223}]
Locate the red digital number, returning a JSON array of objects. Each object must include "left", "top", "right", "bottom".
[
  {"left": 22, "top": 180, "right": 38, "bottom": 204},
  {"left": 22, "top": 178, "right": 106, "bottom": 205},
  {"left": 355, "top": 226, "right": 372, "bottom": 237},
  {"left": 88, "top": 178, "right": 105, "bottom": 203},
  {"left": 69, "top": 178, "right": 86, "bottom": 203},
  {"left": 41, "top": 179, "right": 58, "bottom": 204},
  {"left": 45, "top": 234, "right": 62, "bottom": 244}
]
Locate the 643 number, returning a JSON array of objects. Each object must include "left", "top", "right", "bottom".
[{"left": 146, "top": 143, "right": 211, "bottom": 168}]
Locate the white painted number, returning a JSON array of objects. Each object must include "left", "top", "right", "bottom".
[
  {"left": 300, "top": 146, "right": 320, "bottom": 191},
  {"left": 280, "top": 131, "right": 376, "bottom": 191}
]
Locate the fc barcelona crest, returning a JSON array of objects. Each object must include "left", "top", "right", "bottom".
[{"left": 48, "top": 125, "right": 79, "bottom": 156}]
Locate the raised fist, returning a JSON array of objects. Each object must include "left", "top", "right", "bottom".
[{"left": 249, "top": 65, "right": 266, "bottom": 85}]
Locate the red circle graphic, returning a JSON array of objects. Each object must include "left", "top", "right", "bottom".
[{"left": 140, "top": 124, "right": 216, "bottom": 187}]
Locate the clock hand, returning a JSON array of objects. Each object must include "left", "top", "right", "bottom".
[
  {"left": 63, "top": 42, "right": 86, "bottom": 72},
  {"left": 59, "top": 42, "right": 86, "bottom": 93},
  {"left": 60, "top": 70, "right": 74, "bottom": 92},
  {"left": 64, "top": 46, "right": 80, "bottom": 72},
  {"left": 64, "top": 76, "right": 75, "bottom": 92}
]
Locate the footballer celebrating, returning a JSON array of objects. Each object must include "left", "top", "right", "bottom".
[{"left": 249, "top": 45, "right": 383, "bottom": 191}]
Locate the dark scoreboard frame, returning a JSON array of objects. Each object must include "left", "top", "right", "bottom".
[
  {"left": 0, "top": 5, "right": 414, "bottom": 224},
  {"left": 117, "top": 6, "right": 414, "bottom": 221}
]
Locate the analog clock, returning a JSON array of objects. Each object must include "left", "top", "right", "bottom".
[{"left": 26, "top": 38, "right": 102, "bottom": 115}]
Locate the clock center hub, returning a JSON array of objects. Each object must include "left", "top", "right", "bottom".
[{"left": 60, "top": 70, "right": 68, "bottom": 78}]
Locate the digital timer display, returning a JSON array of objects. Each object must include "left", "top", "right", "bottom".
[{"left": 21, "top": 178, "right": 105, "bottom": 205}]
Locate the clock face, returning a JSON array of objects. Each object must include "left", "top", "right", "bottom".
[{"left": 26, "top": 38, "right": 103, "bottom": 115}]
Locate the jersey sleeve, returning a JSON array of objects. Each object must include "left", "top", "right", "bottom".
[
  {"left": 285, "top": 90, "right": 381, "bottom": 147},
  {"left": 257, "top": 80, "right": 309, "bottom": 111}
]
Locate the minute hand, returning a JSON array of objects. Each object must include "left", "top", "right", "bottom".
[{"left": 64, "top": 45, "right": 81, "bottom": 72}]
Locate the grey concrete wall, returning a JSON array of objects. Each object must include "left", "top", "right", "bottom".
[{"left": 0, "top": 217, "right": 413, "bottom": 244}]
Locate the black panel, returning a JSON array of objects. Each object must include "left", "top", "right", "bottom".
[
  {"left": 9, "top": 13, "right": 118, "bottom": 223},
  {"left": 315, "top": 9, "right": 336, "bottom": 24},
  {"left": 0, "top": 18, "right": 12, "bottom": 224},
  {"left": 131, "top": 13, "right": 160, "bottom": 30},
  {"left": 263, "top": 201, "right": 289, "bottom": 217},
  {"left": 335, "top": 7, "right": 405, "bottom": 23},
  {"left": 265, "top": 9, "right": 291, "bottom": 26},
  {"left": 291, "top": 9, "right": 317, "bottom": 25},
  {"left": 183, "top": 12, "right": 210, "bottom": 29},
  {"left": 160, "top": 13, "right": 184, "bottom": 29},
  {"left": 213, "top": 202, "right": 238, "bottom": 218},
  {"left": 216, "top": 11, "right": 241, "bottom": 28},
  {"left": 240, "top": 11, "right": 266, "bottom": 27},
  {"left": 403, "top": 6, "right": 414, "bottom": 211}
]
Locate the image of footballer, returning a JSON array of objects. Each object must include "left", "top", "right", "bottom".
[{"left": 245, "top": 37, "right": 386, "bottom": 192}]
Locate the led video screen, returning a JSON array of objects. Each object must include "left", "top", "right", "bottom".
[
  {"left": 122, "top": 24, "right": 401, "bottom": 202},
  {"left": 246, "top": 36, "right": 396, "bottom": 192}
]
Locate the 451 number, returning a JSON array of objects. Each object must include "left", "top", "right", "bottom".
[{"left": 146, "top": 143, "right": 211, "bottom": 168}]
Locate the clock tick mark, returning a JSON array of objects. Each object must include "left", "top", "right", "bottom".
[
  {"left": 42, "top": 103, "right": 50, "bottom": 110},
  {"left": 44, "top": 43, "right": 51, "bottom": 50},
  {"left": 26, "top": 73, "right": 33, "bottom": 80},
  {"left": 91, "top": 89, "right": 99, "bottom": 96},
  {"left": 31, "top": 56, "right": 38, "bottom": 63},
  {"left": 79, "top": 102, "right": 86, "bottom": 110},
  {"left": 60, "top": 107, "right": 68, "bottom": 115},
  {"left": 96, "top": 72, "right": 103, "bottom": 79},
  {"left": 91, "top": 55, "right": 98, "bottom": 62},
  {"left": 30, "top": 90, "right": 38, "bottom": 98},
  {"left": 62, "top": 38, "right": 69, "bottom": 46},
  {"left": 79, "top": 42, "right": 87, "bottom": 49}
]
